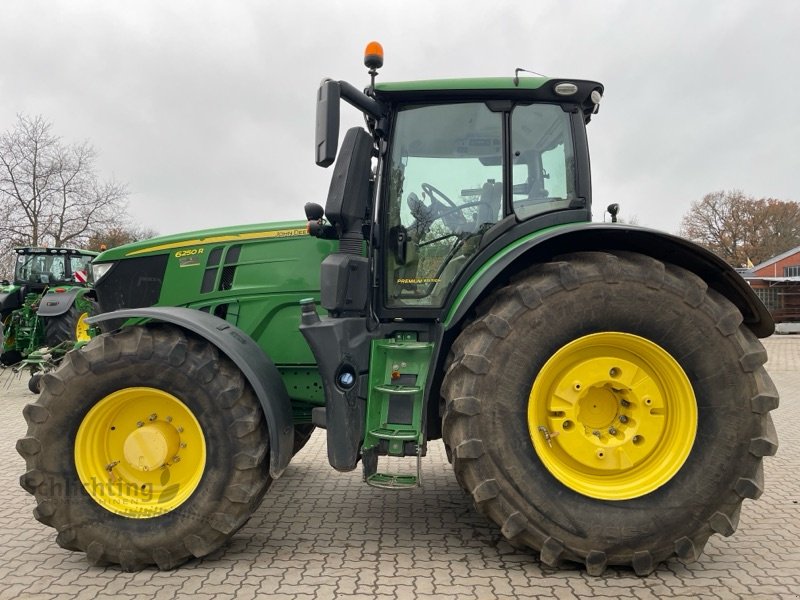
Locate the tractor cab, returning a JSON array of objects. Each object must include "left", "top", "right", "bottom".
[
  {"left": 307, "top": 46, "right": 601, "bottom": 321},
  {"left": 301, "top": 43, "right": 604, "bottom": 484},
  {"left": 12, "top": 247, "right": 95, "bottom": 290},
  {"left": 382, "top": 99, "right": 583, "bottom": 308}
]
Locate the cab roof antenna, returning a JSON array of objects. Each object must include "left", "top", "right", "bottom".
[{"left": 513, "top": 67, "right": 546, "bottom": 86}]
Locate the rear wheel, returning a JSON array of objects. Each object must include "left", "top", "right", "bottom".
[
  {"left": 442, "top": 251, "right": 778, "bottom": 575},
  {"left": 17, "top": 325, "right": 272, "bottom": 570},
  {"left": 44, "top": 303, "right": 94, "bottom": 347}
]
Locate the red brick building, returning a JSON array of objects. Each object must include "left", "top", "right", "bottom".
[{"left": 743, "top": 245, "right": 800, "bottom": 326}]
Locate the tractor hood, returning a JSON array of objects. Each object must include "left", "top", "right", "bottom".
[
  {"left": 90, "top": 220, "right": 337, "bottom": 340},
  {"left": 94, "top": 220, "right": 310, "bottom": 262}
]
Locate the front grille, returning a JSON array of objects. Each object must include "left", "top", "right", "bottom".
[{"left": 95, "top": 255, "right": 169, "bottom": 316}]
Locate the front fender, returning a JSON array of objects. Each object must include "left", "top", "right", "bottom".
[
  {"left": 87, "top": 307, "right": 294, "bottom": 478},
  {"left": 445, "top": 223, "right": 774, "bottom": 338}
]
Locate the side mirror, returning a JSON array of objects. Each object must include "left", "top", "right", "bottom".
[
  {"left": 315, "top": 80, "right": 341, "bottom": 167},
  {"left": 304, "top": 202, "right": 325, "bottom": 221}
]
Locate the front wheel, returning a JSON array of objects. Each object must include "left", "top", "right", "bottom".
[
  {"left": 17, "top": 325, "right": 272, "bottom": 570},
  {"left": 28, "top": 372, "right": 42, "bottom": 394},
  {"left": 442, "top": 251, "right": 778, "bottom": 575}
]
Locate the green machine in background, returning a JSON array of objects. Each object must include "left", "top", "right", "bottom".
[
  {"left": 1, "top": 247, "right": 97, "bottom": 391},
  {"left": 19, "top": 43, "right": 778, "bottom": 575}
]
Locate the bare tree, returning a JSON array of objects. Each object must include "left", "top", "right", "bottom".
[
  {"left": 680, "top": 190, "right": 800, "bottom": 267},
  {"left": 86, "top": 224, "right": 159, "bottom": 252},
  {"left": 0, "top": 114, "right": 130, "bottom": 276},
  {"left": 751, "top": 198, "right": 800, "bottom": 261}
]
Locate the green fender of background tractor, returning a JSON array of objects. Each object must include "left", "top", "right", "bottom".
[
  {"left": 87, "top": 306, "right": 295, "bottom": 478},
  {"left": 36, "top": 287, "right": 90, "bottom": 317},
  {"left": 444, "top": 222, "right": 775, "bottom": 338}
]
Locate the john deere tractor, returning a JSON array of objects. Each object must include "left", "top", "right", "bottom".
[
  {"left": 2, "top": 247, "right": 98, "bottom": 390},
  {"left": 18, "top": 44, "right": 778, "bottom": 575}
]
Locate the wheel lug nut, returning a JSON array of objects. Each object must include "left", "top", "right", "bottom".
[
  {"left": 136, "top": 421, "right": 144, "bottom": 428},
  {"left": 608, "top": 427, "right": 617, "bottom": 435},
  {"left": 177, "top": 427, "right": 184, "bottom": 433},
  {"left": 620, "top": 399, "right": 630, "bottom": 407},
  {"left": 592, "top": 430, "right": 601, "bottom": 438},
  {"left": 148, "top": 413, "right": 157, "bottom": 421},
  {"left": 172, "top": 456, "right": 181, "bottom": 463},
  {"left": 619, "top": 415, "right": 629, "bottom": 424},
  {"left": 180, "top": 442, "right": 187, "bottom": 448},
  {"left": 166, "top": 416, "right": 173, "bottom": 422}
]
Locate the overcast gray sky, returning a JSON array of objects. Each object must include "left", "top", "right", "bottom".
[{"left": 2, "top": 0, "right": 798, "bottom": 237}]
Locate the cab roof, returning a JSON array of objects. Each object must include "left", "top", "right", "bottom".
[
  {"left": 14, "top": 247, "right": 98, "bottom": 257},
  {"left": 374, "top": 77, "right": 604, "bottom": 122}
]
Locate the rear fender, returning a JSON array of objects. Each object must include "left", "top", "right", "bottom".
[
  {"left": 88, "top": 307, "right": 294, "bottom": 478},
  {"left": 445, "top": 223, "right": 774, "bottom": 338},
  {"left": 37, "top": 287, "right": 89, "bottom": 317}
]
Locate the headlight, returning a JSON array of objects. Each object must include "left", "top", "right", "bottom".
[{"left": 91, "top": 262, "right": 115, "bottom": 283}]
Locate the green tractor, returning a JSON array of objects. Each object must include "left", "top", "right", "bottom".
[
  {"left": 18, "top": 45, "right": 778, "bottom": 575},
  {"left": 1, "top": 247, "right": 98, "bottom": 391}
]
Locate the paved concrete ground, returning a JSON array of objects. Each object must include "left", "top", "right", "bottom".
[{"left": 1, "top": 336, "right": 798, "bottom": 599}]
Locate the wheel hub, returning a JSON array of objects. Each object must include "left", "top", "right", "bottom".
[
  {"left": 528, "top": 332, "right": 697, "bottom": 500},
  {"left": 123, "top": 422, "right": 180, "bottom": 472},
  {"left": 576, "top": 385, "right": 619, "bottom": 429}
]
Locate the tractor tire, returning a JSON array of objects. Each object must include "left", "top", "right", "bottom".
[
  {"left": 28, "top": 372, "right": 42, "bottom": 394},
  {"left": 17, "top": 325, "right": 272, "bottom": 571},
  {"left": 43, "top": 303, "right": 94, "bottom": 347},
  {"left": 441, "top": 251, "right": 778, "bottom": 575}
]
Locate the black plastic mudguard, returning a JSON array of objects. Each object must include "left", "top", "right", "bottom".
[
  {"left": 0, "top": 289, "right": 22, "bottom": 315},
  {"left": 446, "top": 223, "right": 775, "bottom": 338},
  {"left": 87, "top": 307, "right": 294, "bottom": 478},
  {"left": 37, "top": 287, "right": 83, "bottom": 317}
]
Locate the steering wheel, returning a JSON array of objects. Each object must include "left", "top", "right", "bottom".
[
  {"left": 416, "top": 182, "right": 470, "bottom": 232},
  {"left": 421, "top": 182, "right": 458, "bottom": 209},
  {"left": 407, "top": 196, "right": 494, "bottom": 239}
]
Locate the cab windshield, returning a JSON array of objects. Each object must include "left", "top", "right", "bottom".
[
  {"left": 384, "top": 101, "right": 576, "bottom": 307},
  {"left": 14, "top": 252, "right": 93, "bottom": 286}
]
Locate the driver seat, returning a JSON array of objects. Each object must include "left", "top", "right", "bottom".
[{"left": 477, "top": 181, "right": 501, "bottom": 227}]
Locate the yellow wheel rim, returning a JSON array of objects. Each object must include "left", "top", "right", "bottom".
[
  {"left": 528, "top": 332, "right": 697, "bottom": 500},
  {"left": 75, "top": 312, "right": 91, "bottom": 342},
  {"left": 75, "top": 387, "right": 206, "bottom": 518}
]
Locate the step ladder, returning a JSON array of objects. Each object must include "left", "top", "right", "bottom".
[{"left": 362, "top": 333, "right": 432, "bottom": 489}]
